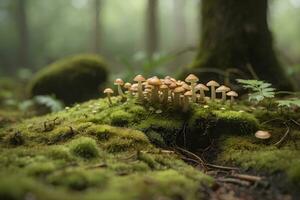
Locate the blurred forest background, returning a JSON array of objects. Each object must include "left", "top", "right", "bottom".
[{"left": 0, "top": 0, "right": 300, "bottom": 82}]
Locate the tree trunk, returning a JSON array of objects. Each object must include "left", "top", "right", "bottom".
[
  {"left": 146, "top": 0, "right": 159, "bottom": 59},
  {"left": 16, "top": 0, "right": 29, "bottom": 68},
  {"left": 92, "top": 0, "right": 101, "bottom": 53},
  {"left": 173, "top": 0, "right": 186, "bottom": 49},
  {"left": 190, "top": 0, "right": 293, "bottom": 90}
]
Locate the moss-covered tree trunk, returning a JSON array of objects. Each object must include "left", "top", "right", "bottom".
[{"left": 191, "top": 0, "right": 293, "bottom": 90}]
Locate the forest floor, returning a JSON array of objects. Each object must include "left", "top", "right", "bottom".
[{"left": 0, "top": 97, "right": 299, "bottom": 200}]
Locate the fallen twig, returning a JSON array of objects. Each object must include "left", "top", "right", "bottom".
[
  {"left": 175, "top": 146, "right": 207, "bottom": 170},
  {"left": 230, "top": 173, "right": 263, "bottom": 182},
  {"left": 217, "top": 178, "right": 251, "bottom": 187},
  {"left": 206, "top": 163, "right": 239, "bottom": 171}
]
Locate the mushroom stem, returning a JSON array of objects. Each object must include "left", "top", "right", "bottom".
[
  {"left": 117, "top": 85, "right": 124, "bottom": 96},
  {"left": 161, "top": 89, "right": 169, "bottom": 104},
  {"left": 107, "top": 94, "right": 112, "bottom": 105},
  {"left": 191, "top": 83, "right": 197, "bottom": 103},
  {"left": 137, "top": 81, "right": 144, "bottom": 101},
  {"left": 221, "top": 91, "right": 227, "bottom": 102},
  {"left": 199, "top": 89, "right": 205, "bottom": 101},
  {"left": 230, "top": 96, "right": 235, "bottom": 105},
  {"left": 211, "top": 86, "right": 216, "bottom": 101},
  {"left": 151, "top": 86, "right": 159, "bottom": 103}
]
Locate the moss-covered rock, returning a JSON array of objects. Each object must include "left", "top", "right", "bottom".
[{"left": 28, "top": 55, "right": 108, "bottom": 105}]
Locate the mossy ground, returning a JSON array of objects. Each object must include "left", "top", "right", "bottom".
[{"left": 0, "top": 96, "right": 299, "bottom": 199}]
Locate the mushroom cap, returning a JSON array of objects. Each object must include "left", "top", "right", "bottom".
[
  {"left": 145, "top": 84, "right": 154, "bottom": 89},
  {"left": 182, "top": 83, "right": 191, "bottom": 91},
  {"left": 133, "top": 75, "right": 146, "bottom": 82},
  {"left": 160, "top": 84, "right": 168, "bottom": 90},
  {"left": 130, "top": 85, "right": 138, "bottom": 92},
  {"left": 195, "top": 83, "right": 209, "bottom": 91},
  {"left": 145, "top": 88, "right": 152, "bottom": 93},
  {"left": 226, "top": 91, "right": 238, "bottom": 97},
  {"left": 164, "top": 79, "right": 172, "bottom": 85},
  {"left": 103, "top": 88, "right": 114, "bottom": 94},
  {"left": 147, "top": 76, "right": 162, "bottom": 86},
  {"left": 176, "top": 80, "right": 184, "bottom": 86},
  {"left": 114, "top": 78, "right": 124, "bottom": 85},
  {"left": 173, "top": 86, "right": 185, "bottom": 93},
  {"left": 216, "top": 85, "right": 231, "bottom": 93},
  {"left": 184, "top": 91, "right": 192, "bottom": 96},
  {"left": 124, "top": 82, "right": 132, "bottom": 89},
  {"left": 206, "top": 80, "right": 220, "bottom": 87},
  {"left": 185, "top": 74, "right": 199, "bottom": 83},
  {"left": 255, "top": 130, "right": 271, "bottom": 139},
  {"left": 169, "top": 82, "right": 177, "bottom": 89}
]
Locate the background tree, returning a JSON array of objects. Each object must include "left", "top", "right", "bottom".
[
  {"left": 189, "top": 0, "right": 294, "bottom": 90},
  {"left": 16, "top": 0, "right": 29, "bottom": 69},
  {"left": 146, "top": 0, "right": 159, "bottom": 59},
  {"left": 91, "top": 0, "right": 101, "bottom": 53}
]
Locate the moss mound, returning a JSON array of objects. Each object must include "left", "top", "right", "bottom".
[{"left": 28, "top": 54, "right": 108, "bottom": 105}]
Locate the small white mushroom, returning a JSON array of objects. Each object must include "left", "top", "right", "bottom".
[
  {"left": 133, "top": 75, "right": 146, "bottom": 102},
  {"left": 160, "top": 84, "right": 169, "bottom": 104},
  {"left": 124, "top": 82, "right": 132, "bottom": 99},
  {"left": 226, "top": 90, "right": 238, "bottom": 106},
  {"left": 183, "top": 91, "right": 192, "bottom": 112},
  {"left": 147, "top": 76, "right": 162, "bottom": 103},
  {"left": 103, "top": 88, "right": 114, "bottom": 105},
  {"left": 216, "top": 85, "right": 231, "bottom": 102},
  {"left": 255, "top": 130, "right": 271, "bottom": 140},
  {"left": 114, "top": 78, "right": 125, "bottom": 96},
  {"left": 195, "top": 84, "right": 209, "bottom": 102},
  {"left": 206, "top": 80, "right": 220, "bottom": 101},
  {"left": 173, "top": 86, "right": 185, "bottom": 107},
  {"left": 185, "top": 74, "right": 199, "bottom": 103}
]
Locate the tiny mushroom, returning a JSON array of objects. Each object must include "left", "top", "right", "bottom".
[
  {"left": 183, "top": 90, "right": 192, "bottom": 112},
  {"left": 206, "top": 80, "right": 220, "bottom": 101},
  {"left": 226, "top": 90, "right": 238, "bottom": 105},
  {"left": 173, "top": 86, "right": 185, "bottom": 107},
  {"left": 195, "top": 83, "right": 209, "bottom": 102},
  {"left": 216, "top": 85, "right": 231, "bottom": 102},
  {"left": 185, "top": 74, "right": 199, "bottom": 103},
  {"left": 255, "top": 130, "right": 271, "bottom": 140},
  {"left": 133, "top": 74, "right": 146, "bottom": 101},
  {"left": 114, "top": 78, "right": 125, "bottom": 96},
  {"left": 160, "top": 84, "right": 169, "bottom": 104},
  {"left": 103, "top": 88, "right": 114, "bottom": 105},
  {"left": 147, "top": 76, "right": 162, "bottom": 103},
  {"left": 124, "top": 82, "right": 132, "bottom": 98}
]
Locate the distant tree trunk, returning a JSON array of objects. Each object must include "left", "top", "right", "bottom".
[
  {"left": 146, "top": 0, "right": 159, "bottom": 59},
  {"left": 189, "top": 0, "right": 293, "bottom": 90},
  {"left": 173, "top": 0, "right": 186, "bottom": 48},
  {"left": 16, "top": 0, "right": 29, "bottom": 68},
  {"left": 92, "top": 0, "right": 101, "bottom": 53}
]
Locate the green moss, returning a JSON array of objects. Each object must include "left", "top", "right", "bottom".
[
  {"left": 69, "top": 137, "right": 99, "bottom": 159},
  {"left": 46, "top": 146, "right": 72, "bottom": 161},
  {"left": 26, "top": 162, "right": 56, "bottom": 177},
  {"left": 28, "top": 54, "right": 108, "bottom": 104},
  {"left": 110, "top": 110, "right": 133, "bottom": 126}
]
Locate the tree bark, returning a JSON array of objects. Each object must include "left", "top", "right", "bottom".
[
  {"left": 190, "top": 0, "right": 293, "bottom": 90},
  {"left": 16, "top": 0, "right": 29, "bottom": 68},
  {"left": 146, "top": 0, "right": 159, "bottom": 59},
  {"left": 92, "top": 0, "right": 101, "bottom": 53}
]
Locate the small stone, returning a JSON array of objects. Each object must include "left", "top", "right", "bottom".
[
  {"left": 155, "top": 109, "right": 162, "bottom": 114},
  {"left": 220, "top": 107, "right": 226, "bottom": 110},
  {"left": 203, "top": 105, "right": 209, "bottom": 108}
]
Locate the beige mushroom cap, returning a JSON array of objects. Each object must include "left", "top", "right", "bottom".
[
  {"left": 164, "top": 79, "right": 172, "bottom": 85},
  {"left": 147, "top": 76, "right": 162, "bottom": 86},
  {"left": 124, "top": 83, "right": 132, "bottom": 89},
  {"left": 226, "top": 91, "right": 238, "bottom": 97},
  {"left": 216, "top": 85, "right": 231, "bottom": 93},
  {"left": 160, "top": 84, "right": 168, "bottom": 90},
  {"left": 182, "top": 83, "right": 191, "bottom": 91},
  {"left": 206, "top": 80, "right": 220, "bottom": 87},
  {"left": 195, "top": 84, "right": 209, "bottom": 91},
  {"left": 173, "top": 86, "right": 185, "bottom": 93},
  {"left": 184, "top": 91, "right": 192, "bottom": 96},
  {"left": 185, "top": 74, "right": 199, "bottom": 83},
  {"left": 103, "top": 88, "right": 114, "bottom": 94},
  {"left": 133, "top": 75, "right": 146, "bottom": 82},
  {"left": 114, "top": 78, "right": 124, "bottom": 85},
  {"left": 255, "top": 130, "right": 271, "bottom": 139},
  {"left": 169, "top": 82, "right": 177, "bottom": 89},
  {"left": 130, "top": 85, "right": 138, "bottom": 92}
]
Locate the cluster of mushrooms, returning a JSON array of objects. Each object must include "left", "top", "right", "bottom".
[{"left": 103, "top": 74, "right": 238, "bottom": 112}]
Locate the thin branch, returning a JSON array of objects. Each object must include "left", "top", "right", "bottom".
[
  {"left": 217, "top": 178, "right": 251, "bottom": 187},
  {"left": 274, "top": 123, "right": 290, "bottom": 147},
  {"left": 230, "top": 173, "right": 263, "bottom": 182}
]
